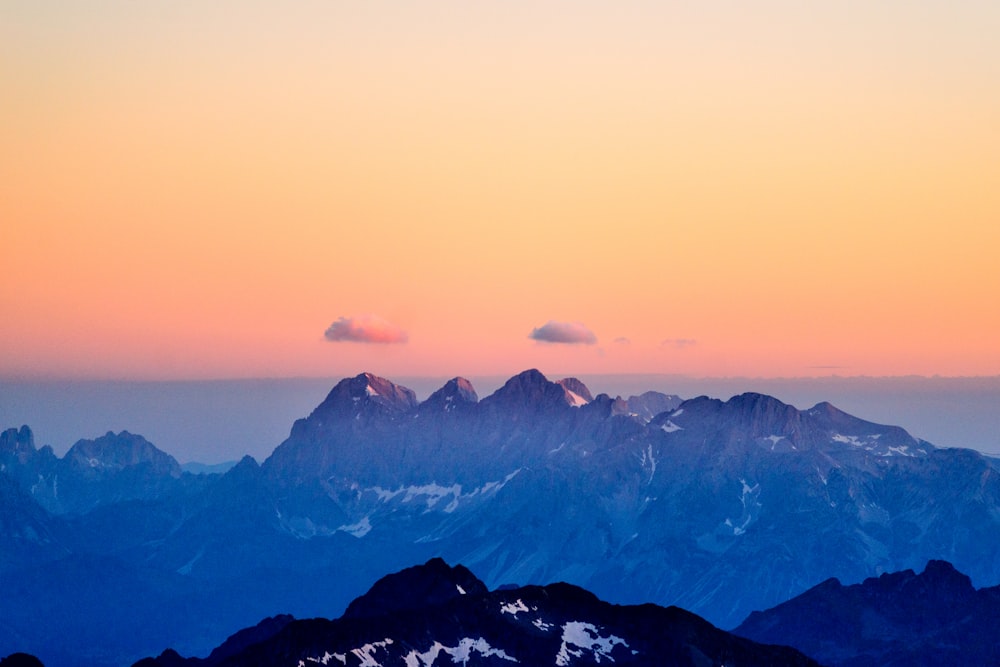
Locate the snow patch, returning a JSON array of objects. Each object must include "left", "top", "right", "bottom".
[
  {"left": 404, "top": 483, "right": 463, "bottom": 511},
  {"left": 660, "top": 421, "right": 683, "bottom": 433},
  {"left": 365, "top": 470, "right": 520, "bottom": 516},
  {"left": 337, "top": 516, "right": 372, "bottom": 538},
  {"left": 299, "top": 651, "right": 347, "bottom": 665},
  {"left": 832, "top": 434, "right": 864, "bottom": 447},
  {"left": 404, "top": 638, "right": 518, "bottom": 666},
  {"left": 564, "top": 389, "right": 590, "bottom": 407},
  {"left": 533, "top": 618, "right": 554, "bottom": 632},
  {"left": 351, "top": 639, "right": 393, "bottom": 667},
  {"left": 365, "top": 384, "right": 379, "bottom": 397},
  {"left": 639, "top": 444, "right": 657, "bottom": 483},
  {"left": 372, "top": 486, "right": 404, "bottom": 502},
  {"left": 556, "top": 622, "right": 629, "bottom": 665},
  {"left": 500, "top": 598, "right": 530, "bottom": 616},
  {"left": 456, "top": 584, "right": 466, "bottom": 595},
  {"left": 725, "top": 479, "right": 761, "bottom": 536}
]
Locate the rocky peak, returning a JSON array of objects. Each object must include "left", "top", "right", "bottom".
[
  {"left": 481, "top": 369, "right": 571, "bottom": 413},
  {"left": 0, "top": 426, "right": 38, "bottom": 467},
  {"left": 422, "top": 377, "right": 479, "bottom": 412},
  {"left": 64, "top": 431, "right": 181, "bottom": 477},
  {"left": 309, "top": 372, "right": 418, "bottom": 419},
  {"left": 804, "top": 400, "right": 927, "bottom": 457},
  {"left": 913, "top": 559, "right": 975, "bottom": 599},
  {"left": 724, "top": 393, "right": 802, "bottom": 433},
  {"left": 558, "top": 377, "right": 593, "bottom": 406}
]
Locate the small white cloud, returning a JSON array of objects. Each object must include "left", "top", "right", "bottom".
[
  {"left": 529, "top": 321, "right": 598, "bottom": 345},
  {"left": 324, "top": 315, "right": 408, "bottom": 344}
]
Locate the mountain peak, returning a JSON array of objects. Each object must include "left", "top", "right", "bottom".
[
  {"left": 558, "top": 377, "right": 593, "bottom": 406},
  {"left": 804, "top": 399, "right": 928, "bottom": 457},
  {"left": 919, "top": 559, "right": 974, "bottom": 594},
  {"left": 64, "top": 431, "right": 181, "bottom": 477},
  {"left": 720, "top": 392, "right": 802, "bottom": 436},
  {"left": 310, "top": 372, "right": 418, "bottom": 418},
  {"left": 0, "top": 426, "right": 37, "bottom": 463},
  {"left": 422, "top": 377, "right": 479, "bottom": 411},
  {"left": 482, "top": 369, "right": 573, "bottom": 413},
  {"left": 342, "top": 557, "right": 488, "bottom": 620}
]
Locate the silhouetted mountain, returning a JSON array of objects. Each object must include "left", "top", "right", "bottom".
[
  {"left": 342, "top": 558, "right": 488, "bottom": 619},
  {"left": 0, "top": 654, "right": 45, "bottom": 667},
  {"left": 735, "top": 559, "right": 1000, "bottom": 666},
  {"left": 133, "top": 615, "right": 295, "bottom": 667},
  {"left": 134, "top": 559, "right": 819, "bottom": 667}
]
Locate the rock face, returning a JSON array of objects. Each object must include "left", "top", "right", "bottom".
[
  {"left": 64, "top": 431, "right": 181, "bottom": 476},
  {"left": 133, "top": 559, "right": 820, "bottom": 667},
  {"left": 421, "top": 377, "right": 479, "bottom": 413},
  {"left": 735, "top": 560, "right": 1000, "bottom": 666},
  {"left": 4, "top": 370, "right": 1000, "bottom": 667},
  {"left": 623, "top": 390, "right": 683, "bottom": 422}
]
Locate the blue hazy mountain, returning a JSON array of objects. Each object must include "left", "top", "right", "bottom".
[
  {"left": 1, "top": 370, "right": 1000, "bottom": 666},
  {"left": 735, "top": 559, "right": 1000, "bottom": 666}
]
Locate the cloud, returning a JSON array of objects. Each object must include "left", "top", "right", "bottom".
[
  {"left": 613, "top": 337, "right": 631, "bottom": 345},
  {"left": 529, "top": 321, "right": 597, "bottom": 345},
  {"left": 660, "top": 338, "right": 697, "bottom": 349},
  {"left": 324, "top": 315, "right": 408, "bottom": 344}
]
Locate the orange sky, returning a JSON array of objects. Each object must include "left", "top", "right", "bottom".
[{"left": 2, "top": 1, "right": 999, "bottom": 380}]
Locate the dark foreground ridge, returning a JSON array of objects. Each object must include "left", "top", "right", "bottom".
[{"left": 134, "top": 558, "right": 820, "bottom": 667}]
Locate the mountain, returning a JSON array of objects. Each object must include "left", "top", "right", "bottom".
[
  {"left": 134, "top": 558, "right": 820, "bottom": 667},
  {"left": 735, "top": 559, "right": 1000, "bottom": 666},
  {"left": 3, "top": 369, "right": 1000, "bottom": 666},
  {"left": 0, "top": 654, "right": 45, "bottom": 667},
  {"left": 0, "top": 426, "right": 197, "bottom": 515},
  {"left": 245, "top": 372, "right": 1000, "bottom": 629}
]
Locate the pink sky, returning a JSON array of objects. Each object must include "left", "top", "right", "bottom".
[{"left": 2, "top": 2, "right": 998, "bottom": 380}]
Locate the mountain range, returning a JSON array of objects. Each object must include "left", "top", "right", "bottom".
[{"left": 2, "top": 369, "right": 999, "bottom": 666}]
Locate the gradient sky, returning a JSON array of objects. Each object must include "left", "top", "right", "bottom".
[{"left": 3, "top": 1, "right": 999, "bottom": 380}]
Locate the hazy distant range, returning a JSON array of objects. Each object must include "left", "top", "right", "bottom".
[{"left": 2, "top": 375, "right": 999, "bottom": 465}]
